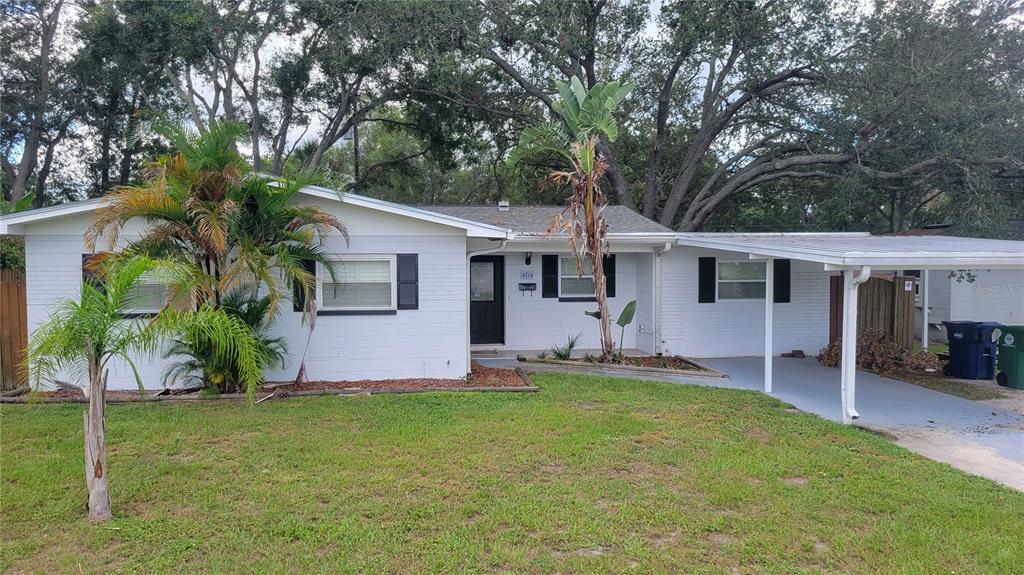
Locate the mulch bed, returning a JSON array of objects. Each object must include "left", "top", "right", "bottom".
[
  {"left": 613, "top": 355, "right": 707, "bottom": 371},
  {"left": 528, "top": 354, "right": 723, "bottom": 377},
  {"left": 265, "top": 362, "right": 530, "bottom": 392},
  {"left": 10, "top": 363, "right": 534, "bottom": 403}
]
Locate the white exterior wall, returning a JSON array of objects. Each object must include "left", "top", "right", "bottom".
[
  {"left": 659, "top": 247, "right": 831, "bottom": 357},
  {"left": 24, "top": 214, "right": 170, "bottom": 391},
  {"left": 926, "top": 272, "right": 953, "bottom": 324},
  {"left": 500, "top": 251, "right": 642, "bottom": 351},
  {"left": 634, "top": 253, "right": 656, "bottom": 354},
  {"left": 947, "top": 269, "right": 1024, "bottom": 323},
  {"left": 22, "top": 201, "right": 471, "bottom": 390},
  {"left": 265, "top": 233, "right": 468, "bottom": 383}
]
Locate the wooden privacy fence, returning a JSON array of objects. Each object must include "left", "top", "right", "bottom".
[
  {"left": 829, "top": 274, "right": 917, "bottom": 350},
  {"left": 1, "top": 270, "right": 28, "bottom": 390}
]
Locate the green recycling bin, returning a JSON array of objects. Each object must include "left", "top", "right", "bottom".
[{"left": 996, "top": 325, "right": 1024, "bottom": 390}]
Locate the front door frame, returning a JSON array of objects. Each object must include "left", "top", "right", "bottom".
[{"left": 469, "top": 255, "right": 505, "bottom": 345}]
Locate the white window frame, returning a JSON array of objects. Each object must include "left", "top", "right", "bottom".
[
  {"left": 318, "top": 254, "right": 398, "bottom": 312},
  {"left": 716, "top": 260, "right": 767, "bottom": 301},
  {"left": 558, "top": 255, "right": 595, "bottom": 298}
]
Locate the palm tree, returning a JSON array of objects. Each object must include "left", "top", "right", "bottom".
[
  {"left": 513, "top": 76, "right": 634, "bottom": 361},
  {"left": 84, "top": 121, "right": 348, "bottom": 387},
  {"left": 25, "top": 255, "right": 266, "bottom": 521},
  {"left": 85, "top": 121, "right": 348, "bottom": 316},
  {"left": 161, "top": 288, "right": 287, "bottom": 393}
]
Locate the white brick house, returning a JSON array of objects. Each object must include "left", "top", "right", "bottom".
[{"left": 4, "top": 188, "right": 1023, "bottom": 394}]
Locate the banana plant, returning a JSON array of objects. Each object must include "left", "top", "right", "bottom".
[{"left": 512, "top": 76, "right": 634, "bottom": 362}]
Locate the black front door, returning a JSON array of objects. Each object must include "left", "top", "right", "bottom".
[{"left": 470, "top": 255, "right": 504, "bottom": 344}]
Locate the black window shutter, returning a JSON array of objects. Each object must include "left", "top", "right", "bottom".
[
  {"left": 603, "top": 254, "right": 616, "bottom": 298},
  {"left": 542, "top": 255, "right": 558, "bottom": 298},
  {"left": 82, "top": 254, "right": 105, "bottom": 293},
  {"left": 292, "top": 259, "right": 317, "bottom": 311},
  {"left": 773, "top": 259, "right": 791, "bottom": 303},
  {"left": 397, "top": 254, "right": 418, "bottom": 310},
  {"left": 698, "top": 257, "right": 716, "bottom": 303}
]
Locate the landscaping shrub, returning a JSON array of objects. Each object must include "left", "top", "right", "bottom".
[{"left": 550, "top": 334, "right": 582, "bottom": 360}]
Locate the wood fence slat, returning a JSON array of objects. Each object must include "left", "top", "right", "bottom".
[
  {"left": 0, "top": 270, "right": 27, "bottom": 390},
  {"left": 829, "top": 274, "right": 916, "bottom": 351}
]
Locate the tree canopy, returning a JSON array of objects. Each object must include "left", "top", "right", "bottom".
[{"left": 2, "top": 0, "right": 1021, "bottom": 235}]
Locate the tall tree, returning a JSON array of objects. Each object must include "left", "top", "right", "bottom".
[{"left": 1, "top": 0, "right": 74, "bottom": 203}]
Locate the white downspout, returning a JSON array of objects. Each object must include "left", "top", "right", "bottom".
[
  {"left": 764, "top": 258, "right": 775, "bottom": 393},
  {"left": 841, "top": 265, "right": 871, "bottom": 424},
  {"left": 465, "top": 238, "right": 509, "bottom": 376},
  {"left": 921, "top": 270, "right": 930, "bottom": 351},
  {"left": 653, "top": 241, "right": 671, "bottom": 355}
]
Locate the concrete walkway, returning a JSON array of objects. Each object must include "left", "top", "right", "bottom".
[{"left": 476, "top": 355, "right": 1024, "bottom": 490}]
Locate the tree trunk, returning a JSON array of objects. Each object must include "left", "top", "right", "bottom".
[
  {"left": 83, "top": 367, "right": 111, "bottom": 521},
  {"left": 591, "top": 251, "right": 614, "bottom": 361}
]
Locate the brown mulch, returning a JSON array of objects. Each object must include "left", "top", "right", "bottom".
[
  {"left": 263, "top": 362, "right": 529, "bottom": 392},
  {"left": 558, "top": 355, "right": 705, "bottom": 372},
  {"left": 615, "top": 356, "right": 705, "bottom": 371},
  {"left": 23, "top": 363, "right": 530, "bottom": 401}
]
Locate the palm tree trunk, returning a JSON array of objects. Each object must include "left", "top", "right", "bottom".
[
  {"left": 84, "top": 366, "right": 112, "bottom": 521},
  {"left": 591, "top": 254, "right": 614, "bottom": 361}
]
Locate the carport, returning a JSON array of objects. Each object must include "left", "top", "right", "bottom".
[{"left": 675, "top": 233, "right": 1024, "bottom": 424}]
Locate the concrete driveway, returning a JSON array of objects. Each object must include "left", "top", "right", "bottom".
[
  {"left": 478, "top": 354, "right": 1024, "bottom": 489},
  {"left": 701, "top": 357, "right": 1024, "bottom": 491}
]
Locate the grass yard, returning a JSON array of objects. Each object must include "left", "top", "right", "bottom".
[{"left": 2, "top": 373, "right": 1022, "bottom": 574}]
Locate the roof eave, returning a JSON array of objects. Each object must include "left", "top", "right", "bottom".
[{"left": 300, "top": 185, "right": 512, "bottom": 238}]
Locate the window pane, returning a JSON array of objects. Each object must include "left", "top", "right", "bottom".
[
  {"left": 337, "top": 259, "right": 390, "bottom": 283},
  {"left": 718, "top": 261, "right": 766, "bottom": 281},
  {"left": 470, "top": 261, "right": 495, "bottom": 302},
  {"left": 718, "top": 281, "right": 766, "bottom": 299},
  {"left": 323, "top": 282, "right": 392, "bottom": 308},
  {"left": 127, "top": 284, "right": 167, "bottom": 311},
  {"left": 560, "top": 257, "right": 592, "bottom": 275},
  {"left": 561, "top": 277, "right": 595, "bottom": 296},
  {"left": 324, "top": 259, "right": 393, "bottom": 308}
]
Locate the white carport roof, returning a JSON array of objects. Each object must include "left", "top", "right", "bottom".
[
  {"left": 675, "top": 232, "right": 1024, "bottom": 426},
  {"left": 675, "top": 232, "right": 1024, "bottom": 269}
]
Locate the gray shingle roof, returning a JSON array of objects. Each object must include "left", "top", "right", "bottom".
[{"left": 419, "top": 204, "right": 674, "bottom": 235}]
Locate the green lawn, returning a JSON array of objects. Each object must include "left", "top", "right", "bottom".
[{"left": 2, "top": 374, "right": 1022, "bottom": 574}]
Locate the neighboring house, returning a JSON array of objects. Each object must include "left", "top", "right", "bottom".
[
  {"left": 2, "top": 188, "right": 1023, "bottom": 391},
  {"left": 895, "top": 224, "right": 1024, "bottom": 331}
]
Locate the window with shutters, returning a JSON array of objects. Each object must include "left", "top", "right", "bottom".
[
  {"left": 559, "top": 256, "right": 594, "bottom": 297},
  {"left": 83, "top": 254, "right": 169, "bottom": 315},
  {"left": 717, "top": 261, "right": 766, "bottom": 300},
  {"left": 319, "top": 255, "right": 397, "bottom": 311}
]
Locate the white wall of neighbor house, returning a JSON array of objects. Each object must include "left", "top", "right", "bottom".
[
  {"left": 499, "top": 250, "right": 642, "bottom": 351},
  {"left": 945, "top": 269, "right": 1024, "bottom": 323},
  {"left": 659, "top": 247, "right": 831, "bottom": 357},
  {"left": 22, "top": 202, "right": 473, "bottom": 390}
]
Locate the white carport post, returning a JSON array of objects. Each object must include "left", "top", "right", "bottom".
[
  {"left": 921, "top": 270, "right": 930, "bottom": 351},
  {"left": 764, "top": 258, "right": 774, "bottom": 393},
  {"left": 841, "top": 266, "right": 871, "bottom": 424}
]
